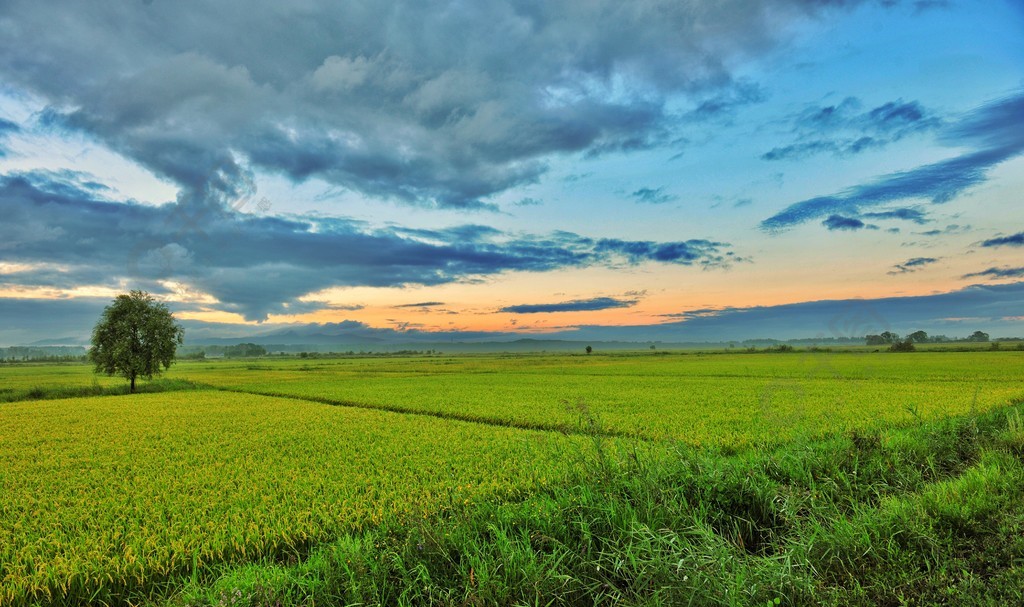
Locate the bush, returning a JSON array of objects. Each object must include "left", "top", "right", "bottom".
[{"left": 889, "top": 339, "right": 916, "bottom": 352}]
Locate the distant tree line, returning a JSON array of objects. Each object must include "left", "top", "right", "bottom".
[
  {"left": 178, "top": 343, "right": 269, "bottom": 359},
  {"left": 864, "top": 331, "right": 990, "bottom": 346},
  {"left": 0, "top": 346, "right": 88, "bottom": 362}
]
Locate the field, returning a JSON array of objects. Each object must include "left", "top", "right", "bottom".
[{"left": 2, "top": 349, "right": 1023, "bottom": 605}]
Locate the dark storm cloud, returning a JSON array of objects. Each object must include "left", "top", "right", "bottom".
[
  {"left": 499, "top": 296, "right": 638, "bottom": 314},
  {"left": 761, "top": 90, "right": 1024, "bottom": 231},
  {"left": 888, "top": 257, "right": 939, "bottom": 275},
  {"left": 961, "top": 267, "right": 1024, "bottom": 280},
  {"left": 980, "top": 232, "right": 1024, "bottom": 247},
  {"left": 0, "top": 171, "right": 739, "bottom": 321},
  {"left": 762, "top": 97, "right": 940, "bottom": 161},
  {"left": 1, "top": 0, "right": 890, "bottom": 209}
]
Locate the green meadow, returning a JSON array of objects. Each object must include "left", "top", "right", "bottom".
[{"left": 1, "top": 349, "right": 1023, "bottom": 605}]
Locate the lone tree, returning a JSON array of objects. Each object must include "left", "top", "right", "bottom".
[{"left": 90, "top": 290, "right": 184, "bottom": 392}]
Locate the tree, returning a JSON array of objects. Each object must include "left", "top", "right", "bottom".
[
  {"left": 908, "top": 330, "right": 929, "bottom": 343},
  {"left": 89, "top": 291, "right": 184, "bottom": 392},
  {"left": 968, "top": 330, "right": 990, "bottom": 342},
  {"left": 585, "top": 345, "right": 592, "bottom": 355}
]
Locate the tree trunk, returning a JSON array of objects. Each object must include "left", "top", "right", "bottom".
[{"left": 130, "top": 375, "right": 136, "bottom": 393}]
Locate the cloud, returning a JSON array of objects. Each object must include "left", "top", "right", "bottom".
[
  {"left": 0, "top": 297, "right": 110, "bottom": 346},
  {"left": 761, "top": 90, "right": 1024, "bottom": 231},
  {"left": 0, "top": 0, "right": 893, "bottom": 210},
  {"left": 4, "top": 282, "right": 1024, "bottom": 346},
  {"left": 559, "top": 282, "right": 1024, "bottom": 342},
  {"left": 630, "top": 186, "right": 677, "bottom": 204},
  {"left": 762, "top": 97, "right": 941, "bottom": 161},
  {"left": 961, "top": 267, "right": 1024, "bottom": 280},
  {"left": 822, "top": 215, "right": 872, "bottom": 231},
  {"left": 861, "top": 208, "right": 928, "bottom": 224},
  {"left": 592, "top": 238, "right": 741, "bottom": 267},
  {"left": 888, "top": 256, "right": 939, "bottom": 275},
  {"left": 980, "top": 232, "right": 1024, "bottom": 247},
  {"left": 659, "top": 306, "right": 740, "bottom": 320},
  {"left": 513, "top": 197, "right": 543, "bottom": 207},
  {"left": 499, "top": 296, "right": 638, "bottom": 314},
  {"left": 0, "top": 117, "right": 19, "bottom": 157},
  {"left": 393, "top": 301, "right": 445, "bottom": 308},
  {"left": 0, "top": 170, "right": 739, "bottom": 321},
  {"left": 682, "top": 80, "right": 766, "bottom": 122},
  {"left": 917, "top": 223, "right": 970, "bottom": 237}
]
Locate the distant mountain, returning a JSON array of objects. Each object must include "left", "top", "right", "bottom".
[{"left": 28, "top": 337, "right": 89, "bottom": 346}]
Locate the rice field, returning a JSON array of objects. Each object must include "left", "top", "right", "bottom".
[
  {"left": 1, "top": 349, "right": 1022, "bottom": 604},
  {"left": 176, "top": 351, "right": 1024, "bottom": 444},
  {"left": 0, "top": 391, "right": 580, "bottom": 605}
]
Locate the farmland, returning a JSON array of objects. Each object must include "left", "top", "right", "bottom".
[{"left": 1, "top": 349, "right": 1023, "bottom": 605}]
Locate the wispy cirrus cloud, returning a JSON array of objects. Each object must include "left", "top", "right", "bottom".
[
  {"left": 762, "top": 90, "right": 1024, "bottom": 232},
  {"left": 862, "top": 208, "right": 929, "bottom": 224},
  {"left": 888, "top": 257, "right": 939, "bottom": 275},
  {"left": 499, "top": 296, "right": 639, "bottom": 314},
  {"left": 630, "top": 187, "right": 677, "bottom": 204},
  {"left": 763, "top": 97, "right": 941, "bottom": 161},
  {"left": 392, "top": 301, "right": 445, "bottom": 308},
  {"left": 961, "top": 267, "right": 1024, "bottom": 280},
  {"left": 682, "top": 80, "right": 766, "bottom": 122}
]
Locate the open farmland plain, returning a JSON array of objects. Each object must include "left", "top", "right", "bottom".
[{"left": 2, "top": 349, "right": 1023, "bottom": 605}]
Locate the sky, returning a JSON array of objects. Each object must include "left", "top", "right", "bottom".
[{"left": 0, "top": 0, "right": 1022, "bottom": 345}]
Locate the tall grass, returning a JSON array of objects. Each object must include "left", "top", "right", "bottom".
[
  {"left": 0, "top": 378, "right": 205, "bottom": 403},
  {"left": 160, "top": 402, "right": 1024, "bottom": 607}
]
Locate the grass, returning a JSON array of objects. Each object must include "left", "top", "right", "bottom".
[
  {"left": 159, "top": 402, "right": 1024, "bottom": 607},
  {"left": 0, "top": 378, "right": 205, "bottom": 403}
]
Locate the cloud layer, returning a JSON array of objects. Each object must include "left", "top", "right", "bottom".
[
  {"left": 6, "top": 282, "right": 1022, "bottom": 346},
  {"left": 499, "top": 296, "right": 638, "bottom": 314},
  {"left": 1, "top": 0, "right": 885, "bottom": 210},
  {"left": 0, "top": 170, "right": 738, "bottom": 320}
]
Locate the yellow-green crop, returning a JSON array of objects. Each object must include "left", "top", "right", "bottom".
[
  {"left": 0, "top": 391, "right": 579, "bottom": 605},
  {"left": 171, "top": 351, "right": 1024, "bottom": 445}
]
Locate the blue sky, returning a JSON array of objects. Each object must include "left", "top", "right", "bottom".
[{"left": 0, "top": 0, "right": 1021, "bottom": 345}]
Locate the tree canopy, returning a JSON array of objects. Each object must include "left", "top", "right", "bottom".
[{"left": 89, "top": 290, "right": 184, "bottom": 392}]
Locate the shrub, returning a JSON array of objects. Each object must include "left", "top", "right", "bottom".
[{"left": 889, "top": 339, "right": 916, "bottom": 352}]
